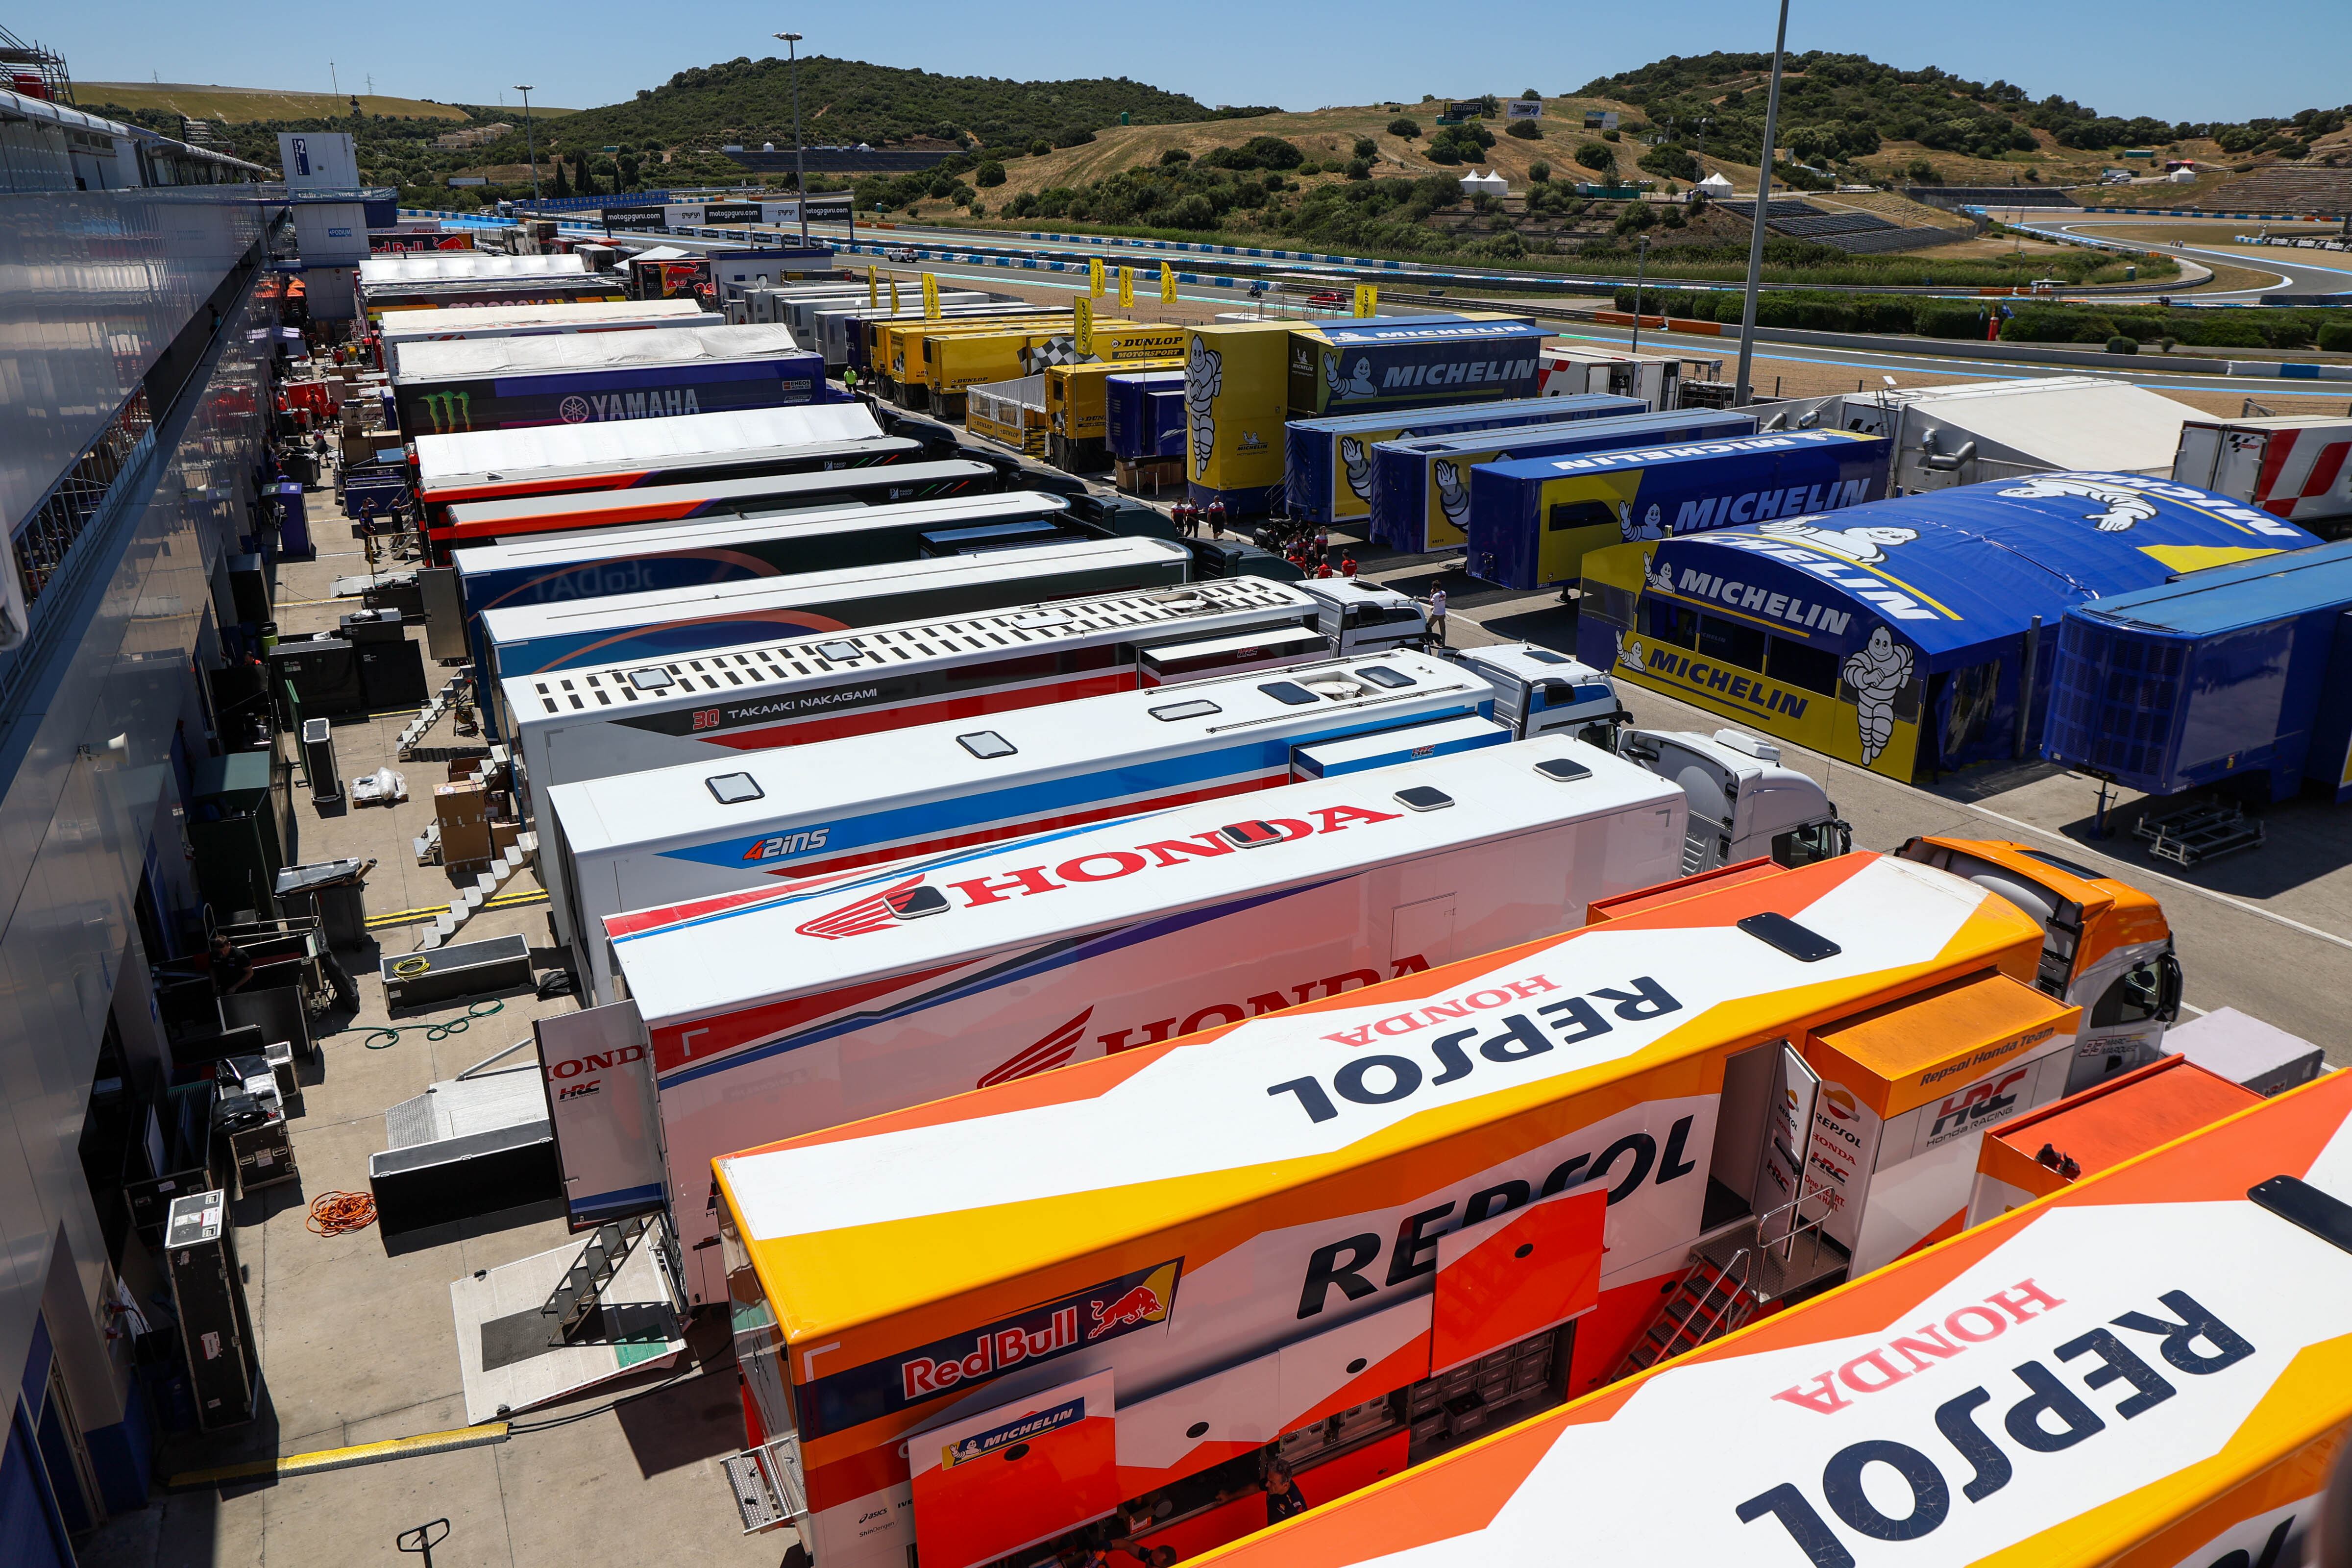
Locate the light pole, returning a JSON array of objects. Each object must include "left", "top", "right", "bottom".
[
  {"left": 1630, "top": 234, "right": 1649, "bottom": 356},
  {"left": 774, "top": 32, "right": 808, "bottom": 247},
  {"left": 514, "top": 85, "right": 540, "bottom": 210},
  {"left": 1732, "top": 0, "right": 1791, "bottom": 406}
]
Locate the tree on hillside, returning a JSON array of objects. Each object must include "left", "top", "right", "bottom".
[{"left": 1388, "top": 117, "right": 1420, "bottom": 140}]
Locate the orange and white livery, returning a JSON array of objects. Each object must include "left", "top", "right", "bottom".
[
  {"left": 711, "top": 850, "right": 2107, "bottom": 1568},
  {"left": 1192, "top": 1068, "right": 2352, "bottom": 1568},
  {"left": 1897, "top": 837, "right": 2180, "bottom": 1094}
]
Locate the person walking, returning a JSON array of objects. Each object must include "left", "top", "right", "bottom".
[
  {"left": 1426, "top": 585, "right": 1448, "bottom": 645},
  {"left": 1340, "top": 553, "right": 1358, "bottom": 579},
  {"left": 841, "top": 365, "right": 860, "bottom": 399},
  {"left": 1204, "top": 498, "right": 1227, "bottom": 539}
]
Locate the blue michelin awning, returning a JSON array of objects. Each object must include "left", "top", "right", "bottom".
[{"left": 1630, "top": 472, "right": 2321, "bottom": 668}]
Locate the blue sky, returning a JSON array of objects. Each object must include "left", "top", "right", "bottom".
[{"left": 49, "top": 0, "right": 2351, "bottom": 124}]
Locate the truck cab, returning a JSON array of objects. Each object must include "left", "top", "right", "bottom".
[
  {"left": 1619, "top": 726, "right": 1850, "bottom": 875},
  {"left": 1446, "top": 643, "right": 1627, "bottom": 745},
  {"left": 1293, "top": 577, "right": 1432, "bottom": 656},
  {"left": 1896, "top": 836, "right": 2182, "bottom": 1094}
]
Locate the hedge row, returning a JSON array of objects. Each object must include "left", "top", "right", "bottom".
[{"left": 1611, "top": 288, "right": 2352, "bottom": 350}]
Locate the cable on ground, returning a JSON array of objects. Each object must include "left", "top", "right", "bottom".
[
  {"left": 363, "top": 998, "right": 505, "bottom": 1050},
  {"left": 307, "top": 1190, "right": 378, "bottom": 1236}
]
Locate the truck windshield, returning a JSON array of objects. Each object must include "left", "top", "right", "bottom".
[{"left": 1904, "top": 845, "right": 2081, "bottom": 995}]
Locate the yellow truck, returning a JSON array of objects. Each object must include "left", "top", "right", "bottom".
[
  {"left": 928, "top": 321, "right": 1185, "bottom": 419},
  {"left": 1045, "top": 353, "right": 1187, "bottom": 472},
  {"left": 877, "top": 314, "right": 1075, "bottom": 409},
  {"left": 924, "top": 319, "right": 1141, "bottom": 417}
]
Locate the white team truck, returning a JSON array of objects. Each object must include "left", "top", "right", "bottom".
[
  {"left": 1618, "top": 724, "right": 1853, "bottom": 873},
  {"left": 546, "top": 650, "right": 1495, "bottom": 999},
  {"left": 1445, "top": 642, "right": 1630, "bottom": 745},
  {"left": 501, "top": 578, "right": 1430, "bottom": 820},
  {"left": 533, "top": 734, "right": 1688, "bottom": 1301},
  {"left": 1436, "top": 645, "right": 1849, "bottom": 867}
]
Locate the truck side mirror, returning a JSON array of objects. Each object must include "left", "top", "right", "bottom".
[{"left": 2156, "top": 953, "right": 2183, "bottom": 1025}]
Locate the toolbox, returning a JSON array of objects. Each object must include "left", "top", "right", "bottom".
[{"left": 380, "top": 932, "right": 533, "bottom": 1010}]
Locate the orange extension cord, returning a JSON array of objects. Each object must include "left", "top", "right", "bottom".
[{"left": 306, "top": 1190, "right": 378, "bottom": 1236}]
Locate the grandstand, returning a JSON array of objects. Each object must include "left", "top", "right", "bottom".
[{"left": 1716, "top": 197, "right": 1957, "bottom": 254}]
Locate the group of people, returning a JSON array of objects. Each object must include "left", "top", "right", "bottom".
[
  {"left": 1169, "top": 497, "right": 1227, "bottom": 539},
  {"left": 1287, "top": 544, "right": 1358, "bottom": 581}
]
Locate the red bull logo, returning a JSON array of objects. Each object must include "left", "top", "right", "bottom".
[
  {"left": 851, "top": 1260, "right": 1183, "bottom": 1426},
  {"left": 1088, "top": 1285, "right": 1164, "bottom": 1339}
]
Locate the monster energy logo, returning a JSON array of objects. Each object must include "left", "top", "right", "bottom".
[{"left": 420, "top": 390, "right": 473, "bottom": 433}]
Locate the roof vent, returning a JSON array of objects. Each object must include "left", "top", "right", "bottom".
[
  {"left": 889, "top": 885, "right": 951, "bottom": 920},
  {"left": 956, "top": 730, "right": 1017, "bottom": 760},
  {"left": 1736, "top": 911, "right": 1840, "bottom": 963},
  {"left": 626, "top": 666, "right": 674, "bottom": 692},
  {"left": 1534, "top": 757, "right": 1592, "bottom": 783},
  {"left": 705, "top": 772, "right": 764, "bottom": 805},
  {"left": 1394, "top": 785, "right": 1454, "bottom": 812},
  {"left": 814, "top": 639, "right": 861, "bottom": 662},
  {"left": 1713, "top": 729, "right": 1782, "bottom": 764}
]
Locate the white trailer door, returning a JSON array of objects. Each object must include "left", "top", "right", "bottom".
[
  {"left": 536, "top": 1000, "right": 666, "bottom": 1231},
  {"left": 1756, "top": 1041, "right": 1821, "bottom": 1247}
]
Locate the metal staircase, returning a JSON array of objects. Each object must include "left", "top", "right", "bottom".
[
  {"left": 395, "top": 669, "right": 472, "bottom": 760},
  {"left": 539, "top": 1213, "right": 658, "bottom": 1347},
  {"left": 1611, "top": 1186, "right": 1847, "bottom": 1381},
  {"left": 1616, "top": 1247, "right": 1759, "bottom": 1379}
]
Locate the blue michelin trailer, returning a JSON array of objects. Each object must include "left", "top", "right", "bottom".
[
  {"left": 1369, "top": 408, "right": 1760, "bottom": 553},
  {"left": 1281, "top": 392, "right": 1642, "bottom": 528},
  {"left": 2044, "top": 536, "right": 2352, "bottom": 804},
  {"left": 1106, "top": 371, "right": 1187, "bottom": 464},
  {"left": 1285, "top": 316, "right": 1551, "bottom": 419},
  {"left": 1468, "top": 429, "right": 1890, "bottom": 591}
]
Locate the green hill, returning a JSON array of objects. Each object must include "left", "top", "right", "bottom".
[
  {"left": 1578, "top": 52, "right": 2348, "bottom": 179},
  {"left": 550, "top": 55, "right": 1227, "bottom": 155}
]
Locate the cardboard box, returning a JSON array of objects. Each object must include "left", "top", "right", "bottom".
[{"left": 433, "top": 781, "right": 492, "bottom": 864}]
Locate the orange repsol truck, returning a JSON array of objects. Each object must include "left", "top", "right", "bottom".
[
  {"left": 1187, "top": 1066, "right": 2352, "bottom": 1568},
  {"left": 709, "top": 848, "right": 2132, "bottom": 1565}
]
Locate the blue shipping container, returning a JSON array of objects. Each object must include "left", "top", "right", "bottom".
[
  {"left": 1282, "top": 392, "right": 1641, "bottom": 528},
  {"left": 1371, "top": 409, "right": 1759, "bottom": 554},
  {"left": 2044, "top": 536, "right": 2352, "bottom": 802},
  {"left": 1106, "top": 371, "right": 1188, "bottom": 462},
  {"left": 1469, "top": 429, "right": 1891, "bottom": 590}
]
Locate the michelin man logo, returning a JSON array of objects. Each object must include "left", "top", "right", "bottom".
[
  {"left": 1757, "top": 517, "right": 1919, "bottom": 564},
  {"left": 1996, "top": 476, "right": 2159, "bottom": 532},
  {"left": 1624, "top": 501, "right": 1668, "bottom": 542},
  {"left": 1841, "top": 626, "right": 1914, "bottom": 766},
  {"left": 1187, "top": 337, "right": 1222, "bottom": 480},
  {"left": 1642, "top": 550, "right": 1676, "bottom": 596},
  {"left": 1339, "top": 436, "right": 1374, "bottom": 501},
  {"left": 1616, "top": 633, "right": 1648, "bottom": 675},
  {"left": 1326, "top": 352, "right": 1378, "bottom": 402},
  {"left": 1434, "top": 459, "right": 1473, "bottom": 532}
]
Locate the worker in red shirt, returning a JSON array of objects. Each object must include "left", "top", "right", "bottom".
[{"left": 1341, "top": 554, "right": 1359, "bottom": 578}]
